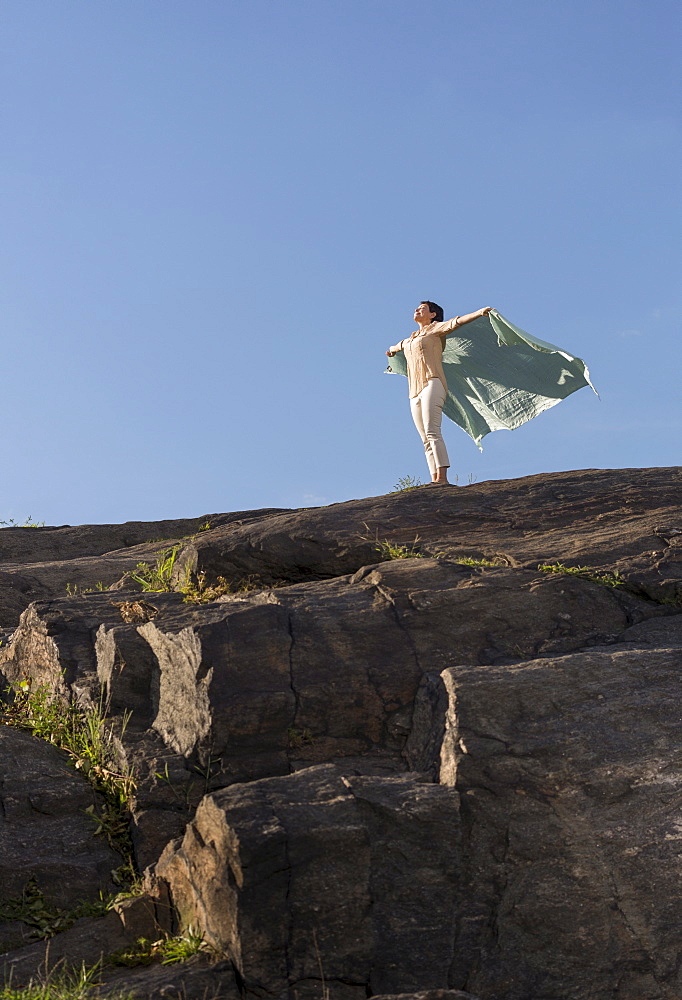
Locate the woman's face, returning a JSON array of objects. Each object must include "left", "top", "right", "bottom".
[{"left": 414, "top": 302, "right": 436, "bottom": 324}]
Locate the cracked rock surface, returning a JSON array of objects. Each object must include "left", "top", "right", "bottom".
[
  {"left": 438, "top": 641, "right": 682, "bottom": 1000},
  {"left": 0, "top": 467, "right": 680, "bottom": 999},
  {"left": 169, "top": 467, "right": 682, "bottom": 604},
  {"left": 156, "top": 764, "right": 461, "bottom": 1000}
]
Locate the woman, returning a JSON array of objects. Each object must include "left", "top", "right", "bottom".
[{"left": 386, "top": 301, "right": 492, "bottom": 485}]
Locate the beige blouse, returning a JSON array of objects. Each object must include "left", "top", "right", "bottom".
[{"left": 389, "top": 317, "right": 461, "bottom": 398}]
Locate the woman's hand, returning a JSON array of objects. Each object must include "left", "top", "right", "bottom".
[
  {"left": 480, "top": 306, "right": 493, "bottom": 316},
  {"left": 386, "top": 350, "right": 395, "bottom": 357}
]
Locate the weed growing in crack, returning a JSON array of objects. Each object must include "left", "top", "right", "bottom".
[
  {"left": 312, "top": 929, "right": 331, "bottom": 1000},
  {"left": 537, "top": 562, "right": 625, "bottom": 588},
  {"left": 375, "top": 538, "right": 424, "bottom": 560},
  {"left": 181, "top": 571, "right": 263, "bottom": 603},
  {"left": 129, "top": 545, "right": 180, "bottom": 592},
  {"left": 360, "top": 524, "right": 424, "bottom": 560},
  {"left": 0, "top": 879, "right": 110, "bottom": 940},
  {"left": 65, "top": 582, "right": 108, "bottom": 597},
  {"left": 106, "top": 929, "right": 208, "bottom": 968},
  {"left": 453, "top": 556, "right": 505, "bottom": 568},
  {"left": 153, "top": 762, "right": 195, "bottom": 813},
  {"left": 0, "top": 870, "right": 145, "bottom": 944}
]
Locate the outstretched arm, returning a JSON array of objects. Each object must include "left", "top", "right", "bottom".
[
  {"left": 437, "top": 306, "right": 493, "bottom": 336},
  {"left": 386, "top": 338, "right": 404, "bottom": 357}
]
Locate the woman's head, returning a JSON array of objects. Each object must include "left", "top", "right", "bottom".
[{"left": 414, "top": 301, "right": 444, "bottom": 324}]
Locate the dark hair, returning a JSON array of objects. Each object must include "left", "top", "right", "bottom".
[{"left": 421, "top": 300, "right": 444, "bottom": 323}]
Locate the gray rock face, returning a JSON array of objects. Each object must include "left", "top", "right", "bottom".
[
  {"left": 171, "top": 467, "right": 682, "bottom": 603},
  {"left": 437, "top": 642, "right": 682, "bottom": 1000},
  {"left": 0, "top": 468, "right": 680, "bottom": 999},
  {"left": 157, "top": 764, "right": 460, "bottom": 1000},
  {"left": 1, "top": 556, "right": 662, "bottom": 876},
  {"left": 0, "top": 727, "right": 123, "bottom": 952},
  {"left": 0, "top": 511, "right": 286, "bottom": 565},
  {"left": 0, "top": 509, "right": 287, "bottom": 626}
]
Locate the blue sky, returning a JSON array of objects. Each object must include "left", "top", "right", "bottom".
[{"left": 2, "top": 0, "right": 680, "bottom": 525}]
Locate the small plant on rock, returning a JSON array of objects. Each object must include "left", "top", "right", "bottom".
[
  {"left": 360, "top": 524, "right": 424, "bottom": 561},
  {"left": 391, "top": 475, "right": 424, "bottom": 492},
  {"left": 375, "top": 537, "right": 424, "bottom": 559},
  {"left": 0, "top": 516, "right": 44, "bottom": 528},
  {"left": 454, "top": 556, "right": 504, "bottom": 567},
  {"left": 181, "top": 572, "right": 263, "bottom": 604},
  {"left": 287, "top": 727, "right": 315, "bottom": 749},
  {"left": 65, "top": 582, "right": 108, "bottom": 597},
  {"left": 130, "top": 545, "right": 180, "bottom": 592},
  {"left": 537, "top": 562, "right": 625, "bottom": 588},
  {"left": 0, "top": 879, "right": 109, "bottom": 940},
  {"left": 107, "top": 929, "right": 208, "bottom": 968}
]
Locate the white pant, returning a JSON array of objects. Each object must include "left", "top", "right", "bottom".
[{"left": 409, "top": 378, "right": 450, "bottom": 476}]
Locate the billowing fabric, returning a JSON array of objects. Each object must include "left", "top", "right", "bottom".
[{"left": 385, "top": 310, "right": 596, "bottom": 449}]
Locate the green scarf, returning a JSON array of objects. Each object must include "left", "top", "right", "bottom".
[{"left": 385, "top": 309, "right": 596, "bottom": 449}]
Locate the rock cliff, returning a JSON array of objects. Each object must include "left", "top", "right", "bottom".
[{"left": 0, "top": 467, "right": 680, "bottom": 1000}]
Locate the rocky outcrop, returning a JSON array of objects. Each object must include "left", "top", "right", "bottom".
[
  {"left": 0, "top": 555, "right": 664, "bottom": 873},
  {"left": 170, "top": 467, "right": 682, "bottom": 604},
  {"left": 0, "top": 509, "right": 287, "bottom": 627},
  {"left": 0, "top": 467, "right": 680, "bottom": 999}
]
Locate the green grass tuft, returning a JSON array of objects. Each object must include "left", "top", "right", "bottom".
[
  {"left": 0, "top": 962, "right": 136, "bottom": 999},
  {"left": 537, "top": 562, "right": 625, "bottom": 587},
  {"left": 360, "top": 523, "right": 424, "bottom": 561},
  {"left": 107, "top": 929, "right": 207, "bottom": 968},
  {"left": 391, "top": 475, "right": 424, "bottom": 492},
  {"left": 374, "top": 538, "right": 424, "bottom": 560},
  {"left": 129, "top": 545, "right": 180, "bottom": 592},
  {"left": 453, "top": 556, "right": 504, "bottom": 567}
]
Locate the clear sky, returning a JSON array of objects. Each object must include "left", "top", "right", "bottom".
[{"left": 2, "top": 0, "right": 680, "bottom": 525}]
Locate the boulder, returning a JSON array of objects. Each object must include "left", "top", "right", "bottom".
[
  {"left": 434, "top": 632, "right": 682, "bottom": 1000},
  {"left": 156, "top": 764, "right": 460, "bottom": 1000}
]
